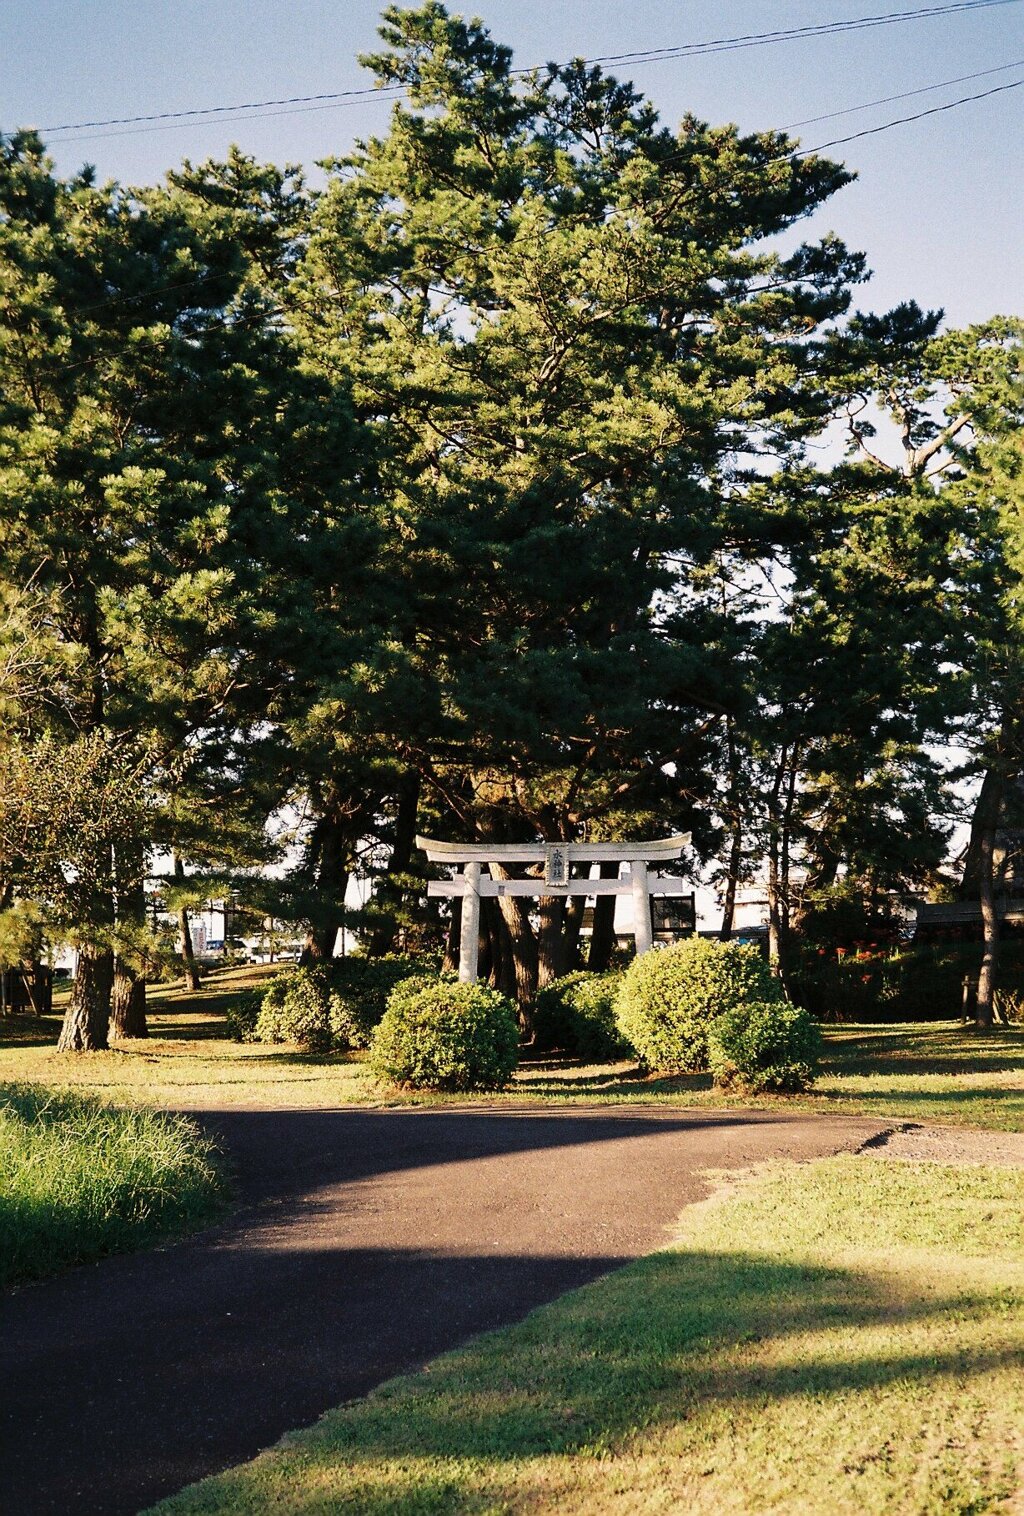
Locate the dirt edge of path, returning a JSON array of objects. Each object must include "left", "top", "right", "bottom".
[{"left": 859, "top": 1121, "right": 1024, "bottom": 1166}]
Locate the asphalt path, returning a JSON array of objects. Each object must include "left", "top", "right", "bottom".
[{"left": 0, "top": 1105, "right": 888, "bottom": 1516}]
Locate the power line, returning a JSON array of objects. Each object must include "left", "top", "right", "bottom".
[
  {"left": 8, "top": 18, "right": 1022, "bottom": 350},
  {"left": 794, "top": 72, "right": 1024, "bottom": 154},
  {"left": 781, "top": 56, "right": 1024, "bottom": 128},
  {"left": 25, "top": 50, "right": 1022, "bottom": 381},
  {"left": 31, "top": 0, "right": 1020, "bottom": 143},
  {"left": 17, "top": 56, "right": 1024, "bottom": 336}
]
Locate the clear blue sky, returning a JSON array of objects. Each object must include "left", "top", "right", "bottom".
[{"left": 3, "top": 0, "right": 1023, "bottom": 326}]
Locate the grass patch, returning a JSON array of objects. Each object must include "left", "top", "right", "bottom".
[
  {"left": 149, "top": 1155, "right": 1024, "bottom": 1516},
  {"left": 0, "top": 1082, "right": 226, "bottom": 1290},
  {"left": 1, "top": 971, "right": 1023, "bottom": 1129}
]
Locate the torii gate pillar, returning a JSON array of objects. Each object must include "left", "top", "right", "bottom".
[
  {"left": 630, "top": 860, "right": 653, "bottom": 955},
  {"left": 458, "top": 861, "right": 482, "bottom": 984}
]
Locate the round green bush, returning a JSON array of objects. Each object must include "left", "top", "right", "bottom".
[
  {"left": 615, "top": 938, "right": 782, "bottom": 1073},
  {"left": 370, "top": 979, "right": 520, "bottom": 1091},
  {"left": 251, "top": 955, "right": 436, "bottom": 1054},
  {"left": 707, "top": 1001, "right": 822, "bottom": 1092},
  {"left": 535, "top": 971, "right": 629, "bottom": 1061},
  {"left": 533, "top": 971, "right": 593, "bottom": 1052},
  {"left": 224, "top": 988, "right": 263, "bottom": 1043},
  {"left": 255, "top": 966, "right": 332, "bottom": 1054},
  {"left": 329, "top": 954, "right": 434, "bottom": 1049}
]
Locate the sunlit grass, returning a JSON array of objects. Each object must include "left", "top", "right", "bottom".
[
  {"left": 148, "top": 1155, "right": 1024, "bottom": 1515},
  {"left": 0, "top": 1083, "right": 226, "bottom": 1290},
  {"left": 2, "top": 971, "right": 1023, "bottom": 1128}
]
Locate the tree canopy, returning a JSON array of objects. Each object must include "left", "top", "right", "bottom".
[{"left": 1, "top": 2, "right": 1021, "bottom": 1039}]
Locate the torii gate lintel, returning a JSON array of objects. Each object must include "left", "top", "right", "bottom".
[{"left": 416, "top": 835, "right": 691, "bottom": 984}]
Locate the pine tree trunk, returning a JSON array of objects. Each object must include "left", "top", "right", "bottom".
[
  {"left": 112, "top": 842, "right": 148, "bottom": 1037},
  {"left": 300, "top": 810, "right": 351, "bottom": 963},
  {"left": 973, "top": 770, "right": 1005, "bottom": 1029},
  {"left": 366, "top": 772, "right": 420, "bottom": 957},
  {"left": 489, "top": 864, "right": 538, "bottom": 1029},
  {"left": 477, "top": 898, "right": 496, "bottom": 984},
  {"left": 443, "top": 903, "right": 461, "bottom": 974},
  {"left": 767, "top": 745, "right": 798, "bottom": 989},
  {"left": 492, "top": 905, "right": 519, "bottom": 1001},
  {"left": 588, "top": 862, "right": 619, "bottom": 970},
  {"left": 18, "top": 960, "right": 43, "bottom": 1015},
  {"left": 720, "top": 716, "right": 743, "bottom": 940},
  {"left": 719, "top": 817, "right": 743, "bottom": 940},
  {"left": 536, "top": 895, "right": 566, "bottom": 988},
  {"left": 767, "top": 748, "right": 787, "bottom": 976},
  {"left": 110, "top": 960, "right": 147, "bottom": 1039},
  {"left": 563, "top": 890, "right": 585, "bottom": 972},
  {"left": 173, "top": 855, "right": 203, "bottom": 990},
  {"left": 960, "top": 767, "right": 1003, "bottom": 898},
  {"left": 178, "top": 906, "right": 202, "bottom": 989},
  {"left": 57, "top": 944, "right": 114, "bottom": 1052}
]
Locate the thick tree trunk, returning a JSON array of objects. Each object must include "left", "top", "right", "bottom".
[
  {"left": 536, "top": 894, "right": 566, "bottom": 988},
  {"left": 57, "top": 944, "right": 114, "bottom": 1052},
  {"left": 299, "top": 810, "right": 351, "bottom": 963},
  {"left": 366, "top": 772, "right": 421, "bottom": 957},
  {"left": 588, "top": 862, "right": 619, "bottom": 971},
  {"left": 110, "top": 961, "right": 147, "bottom": 1039},
  {"left": 173, "top": 855, "right": 202, "bottom": 991},
  {"left": 490, "top": 863, "right": 538, "bottom": 1029},
  {"left": 973, "top": 768, "right": 1005, "bottom": 1028}
]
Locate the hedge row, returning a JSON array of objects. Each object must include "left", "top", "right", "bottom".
[{"left": 234, "top": 938, "right": 819, "bottom": 1094}]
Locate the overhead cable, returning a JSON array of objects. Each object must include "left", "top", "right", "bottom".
[{"left": 30, "top": 0, "right": 1020, "bottom": 143}]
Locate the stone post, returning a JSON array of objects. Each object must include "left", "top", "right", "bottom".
[
  {"left": 458, "top": 861, "right": 482, "bottom": 983},
  {"left": 630, "top": 860, "right": 653, "bottom": 955}
]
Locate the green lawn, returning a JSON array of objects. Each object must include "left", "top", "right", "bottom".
[
  {"left": 2, "top": 969, "right": 1022, "bottom": 1129},
  {"left": 148, "top": 1154, "right": 1024, "bottom": 1515}
]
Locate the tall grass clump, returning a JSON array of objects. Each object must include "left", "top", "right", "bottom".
[{"left": 0, "top": 1083, "right": 226, "bottom": 1290}]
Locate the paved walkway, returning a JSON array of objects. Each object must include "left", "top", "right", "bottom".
[{"left": 0, "top": 1106, "right": 888, "bottom": 1515}]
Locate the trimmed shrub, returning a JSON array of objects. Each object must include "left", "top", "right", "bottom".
[
  {"left": 533, "top": 971, "right": 592, "bottom": 1052},
  {"left": 615, "top": 937, "right": 782, "bottom": 1073},
  {"left": 329, "top": 954, "right": 433, "bottom": 1049},
  {"left": 708, "top": 1001, "right": 822, "bottom": 1092},
  {"left": 370, "top": 979, "right": 519, "bottom": 1091},
  {"left": 224, "top": 988, "right": 262, "bottom": 1043},
  {"left": 255, "top": 966, "right": 332, "bottom": 1054},
  {"left": 535, "top": 971, "right": 629, "bottom": 1061},
  {"left": 245, "top": 955, "right": 435, "bottom": 1053}
]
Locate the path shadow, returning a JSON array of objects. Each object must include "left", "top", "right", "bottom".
[
  {"left": 193, "top": 1105, "right": 788, "bottom": 1208},
  {"left": 0, "top": 1105, "right": 877, "bottom": 1516}
]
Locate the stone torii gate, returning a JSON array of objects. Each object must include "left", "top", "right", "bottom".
[{"left": 416, "top": 834, "right": 691, "bottom": 984}]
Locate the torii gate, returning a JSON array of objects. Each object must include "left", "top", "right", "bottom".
[{"left": 416, "top": 834, "right": 691, "bottom": 984}]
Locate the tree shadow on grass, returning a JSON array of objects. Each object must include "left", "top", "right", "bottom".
[
  {"left": 156, "top": 1244, "right": 1024, "bottom": 1516},
  {"left": 814, "top": 1083, "right": 1024, "bottom": 1124},
  {"left": 821, "top": 1024, "right": 1024, "bottom": 1078},
  {"left": 512, "top": 1054, "right": 708, "bottom": 1099},
  {"left": 0, "top": 1013, "right": 63, "bottom": 1049}
]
